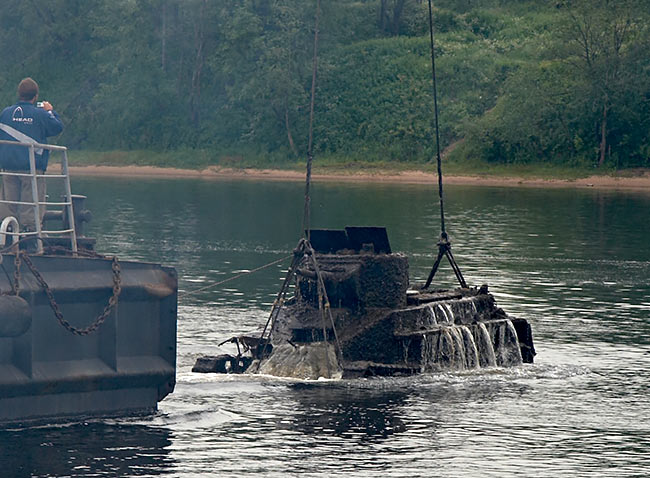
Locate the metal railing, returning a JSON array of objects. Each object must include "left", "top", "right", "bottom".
[{"left": 0, "top": 139, "right": 77, "bottom": 254}]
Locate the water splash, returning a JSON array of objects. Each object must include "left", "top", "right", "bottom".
[
  {"left": 474, "top": 322, "right": 498, "bottom": 367},
  {"left": 436, "top": 304, "right": 452, "bottom": 324},
  {"left": 425, "top": 305, "right": 438, "bottom": 326},
  {"left": 444, "top": 304, "right": 456, "bottom": 324},
  {"left": 449, "top": 327, "right": 466, "bottom": 369},
  {"left": 460, "top": 326, "right": 479, "bottom": 369},
  {"left": 488, "top": 319, "right": 524, "bottom": 367},
  {"left": 255, "top": 343, "right": 342, "bottom": 380},
  {"left": 420, "top": 316, "right": 527, "bottom": 372}
]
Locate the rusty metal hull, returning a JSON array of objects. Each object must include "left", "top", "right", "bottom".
[
  {"left": 193, "top": 251, "right": 535, "bottom": 379},
  {"left": 0, "top": 254, "right": 177, "bottom": 426}
]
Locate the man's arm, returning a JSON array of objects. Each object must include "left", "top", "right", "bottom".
[{"left": 38, "top": 103, "right": 63, "bottom": 137}]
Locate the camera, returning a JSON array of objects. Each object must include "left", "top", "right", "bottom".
[{"left": 36, "top": 101, "right": 44, "bottom": 108}]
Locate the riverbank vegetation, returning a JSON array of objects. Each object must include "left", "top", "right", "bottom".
[{"left": 1, "top": 0, "right": 649, "bottom": 172}]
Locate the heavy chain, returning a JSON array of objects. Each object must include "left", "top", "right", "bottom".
[
  {"left": 17, "top": 252, "right": 122, "bottom": 336},
  {"left": 13, "top": 252, "right": 21, "bottom": 295}
]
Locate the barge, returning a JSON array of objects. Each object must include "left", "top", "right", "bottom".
[{"left": 0, "top": 140, "right": 176, "bottom": 426}]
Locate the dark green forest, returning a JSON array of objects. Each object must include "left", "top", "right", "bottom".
[{"left": 1, "top": 0, "right": 649, "bottom": 169}]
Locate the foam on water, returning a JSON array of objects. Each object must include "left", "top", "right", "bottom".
[{"left": 254, "top": 343, "right": 343, "bottom": 380}]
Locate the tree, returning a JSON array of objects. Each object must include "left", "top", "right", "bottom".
[
  {"left": 220, "top": 1, "right": 318, "bottom": 156},
  {"left": 379, "top": 0, "right": 407, "bottom": 36},
  {"left": 558, "top": 0, "right": 647, "bottom": 167}
]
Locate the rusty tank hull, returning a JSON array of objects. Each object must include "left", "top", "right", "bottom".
[
  {"left": 0, "top": 253, "right": 177, "bottom": 426},
  {"left": 257, "top": 252, "right": 534, "bottom": 379},
  {"left": 194, "top": 227, "right": 535, "bottom": 379}
]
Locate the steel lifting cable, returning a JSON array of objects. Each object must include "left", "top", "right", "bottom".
[
  {"left": 302, "top": 0, "right": 321, "bottom": 241},
  {"left": 306, "top": 251, "right": 343, "bottom": 366},
  {"left": 257, "top": 0, "right": 342, "bottom": 376},
  {"left": 182, "top": 254, "right": 293, "bottom": 297},
  {"left": 2, "top": 235, "right": 295, "bottom": 299},
  {"left": 257, "top": 241, "right": 344, "bottom": 368},
  {"left": 258, "top": 242, "right": 307, "bottom": 348},
  {"left": 428, "top": 0, "right": 446, "bottom": 238},
  {"left": 303, "top": 0, "right": 340, "bottom": 371},
  {"left": 423, "top": 0, "right": 468, "bottom": 290},
  {"left": 306, "top": 244, "right": 343, "bottom": 362}
]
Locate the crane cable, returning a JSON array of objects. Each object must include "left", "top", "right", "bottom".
[
  {"left": 423, "top": 0, "right": 468, "bottom": 290},
  {"left": 302, "top": 0, "right": 321, "bottom": 241},
  {"left": 259, "top": 0, "right": 343, "bottom": 376}
]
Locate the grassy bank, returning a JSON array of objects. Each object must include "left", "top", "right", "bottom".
[{"left": 64, "top": 149, "right": 635, "bottom": 181}]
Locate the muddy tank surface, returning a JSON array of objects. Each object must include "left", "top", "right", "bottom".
[{"left": 193, "top": 227, "right": 535, "bottom": 379}]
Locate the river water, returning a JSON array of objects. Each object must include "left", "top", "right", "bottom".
[{"left": 2, "top": 177, "right": 650, "bottom": 477}]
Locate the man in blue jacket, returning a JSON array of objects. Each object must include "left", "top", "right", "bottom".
[{"left": 0, "top": 77, "right": 64, "bottom": 232}]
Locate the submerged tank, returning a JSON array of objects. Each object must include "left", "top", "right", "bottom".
[
  {"left": 193, "top": 227, "right": 535, "bottom": 379},
  {"left": 0, "top": 141, "right": 176, "bottom": 426}
]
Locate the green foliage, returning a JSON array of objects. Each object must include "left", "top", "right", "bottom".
[
  {"left": 0, "top": 0, "right": 648, "bottom": 169},
  {"left": 459, "top": 0, "right": 650, "bottom": 168}
]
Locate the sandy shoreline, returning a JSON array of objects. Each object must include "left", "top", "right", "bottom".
[{"left": 66, "top": 164, "right": 650, "bottom": 191}]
